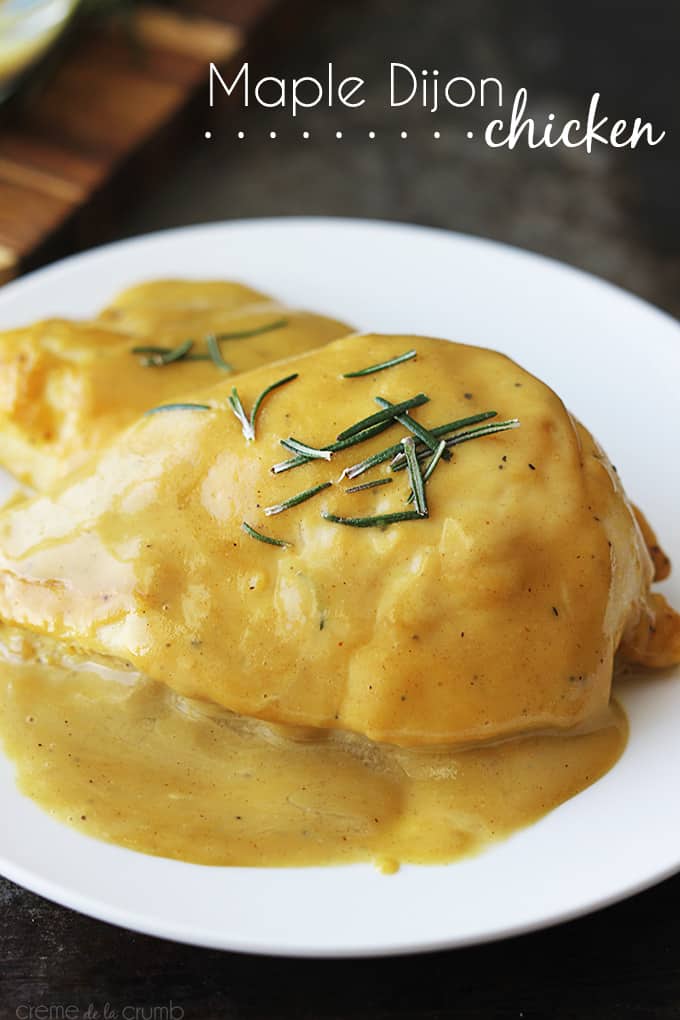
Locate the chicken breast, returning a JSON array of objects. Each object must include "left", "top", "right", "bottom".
[
  {"left": 0, "top": 280, "right": 351, "bottom": 489},
  {"left": 0, "top": 333, "right": 676, "bottom": 747}
]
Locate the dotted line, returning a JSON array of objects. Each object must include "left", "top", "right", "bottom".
[{"left": 204, "top": 130, "right": 475, "bottom": 141}]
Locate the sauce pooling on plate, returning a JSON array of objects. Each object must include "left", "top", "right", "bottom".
[
  {"left": 0, "top": 657, "right": 627, "bottom": 868},
  {"left": 0, "top": 331, "right": 677, "bottom": 868}
]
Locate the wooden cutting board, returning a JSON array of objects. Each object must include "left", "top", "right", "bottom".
[{"left": 0, "top": 0, "right": 293, "bottom": 285}]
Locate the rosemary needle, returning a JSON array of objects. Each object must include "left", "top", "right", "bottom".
[
  {"left": 133, "top": 338, "right": 196, "bottom": 367},
  {"left": 242, "top": 521, "right": 290, "bottom": 547},
  {"left": 345, "top": 478, "right": 393, "bottom": 494},
  {"left": 341, "top": 444, "right": 402, "bottom": 481},
  {"left": 336, "top": 393, "right": 429, "bottom": 441},
  {"left": 446, "top": 418, "right": 520, "bottom": 444},
  {"left": 156, "top": 338, "right": 193, "bottom": 364},
  {"left": 391, "top": 410, "right": 497, "bottom": 467},
  {"left": 249, "top": 373, "right": 298, "bottom": 437},
  {"left": 144, "top": 402, "right": 211, "bottom": 415},
  {"left": 402, "top": 437, "right": 428, "bottom": 517},
  {"left": 342, "top": 350, "right": 417, "bottom": 378},
  {"left": 206, "top": 334, "right": 232, "bottom": 371},
  {"left": 430, "top": 410, "right": 498, "bottom": 437},
  {"left": 264, "top": 481, "right": 332, "bottom": 516},
  {"left": 271, "top": 419, "right": 394, "bottom": 474},
  {"left": 272, "top": 454, "right": 319, "bottom": 475},
  {"left": 228, "top": 374, "right": 298, "bottom": 442},
  {"left": 132, "top": 345, "right": 170, "bottom": 355},
  {"left": 406, "top": 439, "right": 447, "bottom": 504},
  {"left": 436, "top": 418, "right": 520, "bottom": 456},
  {"left": 134, "top": 320, "right": 287, "bottom": 367},
  {"left": 375, "top": 396, "right": 448, "bottom": 457},
  {"left": 392, "top": 419, "right": 519, "bottom": 471},
  {"left": 228, "top": 388, "right": 255, "bottom": 441},
  {"left": 423, "top": 439, "right": 448, "bottom": 482},
  {"left": 215, "top": 318, "right": 288, "bottom": 341},
  {"left": 280, "top": 438, "right": 332, "bottom": 461},
  {"left": 322, "top": 510, "right": 423, "bottom": 528},
  {"left": 345, "top": 412, "right": 501, "bottom": 479}
]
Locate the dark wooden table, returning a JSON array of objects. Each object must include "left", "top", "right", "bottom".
[
  {"left": 2, "top": 873, "right": 680, "bottom": 1018},
  {"left": 1, "top": 0, "right": 679, "bottom": 1015}
]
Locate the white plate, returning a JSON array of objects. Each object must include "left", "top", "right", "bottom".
[{"left": 0, "top": 218, "right": 678, "bottom": 957}]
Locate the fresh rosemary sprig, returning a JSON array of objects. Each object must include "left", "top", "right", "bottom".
[
  {"left": 280, "top": 438, "right": 332, "bottom": 461},
  {"left": 401, "top": 437, "right": 428, "bottom": 517},
  {"left": 264, "top": 481, "right": 332, "bottom": 516},
  {"left": 329, "top": 419, "right": 520, "bottom": 520},
  {"left": 375, "top": 396, "right": 448, "bottom": 457},
  {"left": 242, "top": 521, "right": 291, "bottom": 547},
  {"left": 245, "top": 355, "right": 520, "bottom": 535},
  {"left": 228, "top": 374, "right": 299, "bottom": 442},
  {"left": 215, "top": 319, "right": 288, "bottom": 341},
  {"left": 345, "top": 478, "right": 393, "bottom": 494},
  {"left": 144, "top": 402, "right": 211, "bottom": 415},
  {"left": 336, "top": 394, "right": 429, "bottom": 442},
  {"left": 282, "top": 398, "right": 483, "bottom": 478},
  {"left": 206, "top": 334, "right": 232, "bottom": 371},
  {"left": 322, "top": 510, "right": 423, "bottom": 528},
  {"left": 342, "top": 350, "right": 417, "bottom": 378}
]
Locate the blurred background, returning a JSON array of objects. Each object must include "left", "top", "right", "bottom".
[{"left": 0, "top": 0, "right": 678, "bottom": 314}]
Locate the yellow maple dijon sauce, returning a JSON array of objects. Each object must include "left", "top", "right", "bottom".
[
  {"left": 0, "top": 656, "right": 627, "bottom": 868},
  {"left": 0, "top": 330, "right": 671, "bottom": 869}
]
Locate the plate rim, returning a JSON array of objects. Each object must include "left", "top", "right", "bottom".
[
  {"left": 0, "top": 214, "right": 678, "bottom": 339},
  {"left": 2, "top": 841, "right": 680, "bottom": 959}
]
